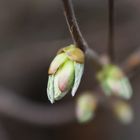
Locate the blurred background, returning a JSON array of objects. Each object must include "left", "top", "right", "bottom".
[{"left": 0, "top": 0, "right": 139, "bottom": 140}]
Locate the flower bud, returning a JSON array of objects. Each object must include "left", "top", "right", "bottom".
[
  {"left": 113, "top": 100, "right": 134, "bottom": 124},
  {"left": 47, "top": 44, "right": 85, "bottom": 103},
  {"left": 97, "top": 65, "right": 132, "bottom": 100},
  {"left": 76, "top": 92, "right": 98, "bottom": 123}
]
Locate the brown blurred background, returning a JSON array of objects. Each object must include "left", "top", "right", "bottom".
[{"left": 0, "top": 0, "right": 139, "bottom": 140}]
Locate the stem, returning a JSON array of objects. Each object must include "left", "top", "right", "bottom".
[
  {"left": 108, "top": 0, "right": 115, "bottom": 62},
  {"left": 62, "top": 0, "right": 87, "bottom": 52},
  {"left": 121, "top": 47, "right": 140, "bottom": 74},
  {"left": 62, "top": 0, "right": 103, "bottom": 70}
]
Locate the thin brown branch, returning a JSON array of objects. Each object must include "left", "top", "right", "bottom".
[
  {"left": 121, "top": 47, "right": 140, "bottom": 74},
  {"left": 62, "top": 0, "right": 103, "bottom": 70},
  {"left": 62, "top": 0, "right": 88, "bottom": 52},
  {"left": 108, "top": 0, "right": 115, "bottom": 62}
]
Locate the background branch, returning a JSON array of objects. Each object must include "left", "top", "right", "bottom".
[
  {"left": 121, "top": 47, "right": 140, "bottom": 74},
  {"left": 108, "top": 0, "right": 115, "bottom": 62},
  {"left": 0, "top": 88, "right": 75, "bottom": 126}
]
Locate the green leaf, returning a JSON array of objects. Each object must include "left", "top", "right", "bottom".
[
  {"left": 48, "top": 53, "right": 68, "bottom": 74},
  {"left": 54, "top": 60, "right": 75, "bottom": 100},
  {"left": 97, "top": 65, "right": 133, "bottom": 100},
  {"left": 76, "top": 93, "right": 97, "bottom": 123}
]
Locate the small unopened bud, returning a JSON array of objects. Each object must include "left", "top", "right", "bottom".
[
  {"left": 113, "top": 100, "right": 134, "bottom": 124},
  {"left": 97, "top": 65, "right": 132, "bottom": 100},
  {"left": 76, "top": 92, "right": 98, "bottom": 123},
  {"left": 47, "top": 44, "right": 85, "bottom": 103}
]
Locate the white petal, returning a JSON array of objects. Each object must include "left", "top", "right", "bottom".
[
  {"left": 47, "top": 75, "right": 55, "bottom": 104},
  {"left": 71, "top": 62, "right": 84, "bottom": 96},
  {"left": 120, "top": 78, "right": 133, "bottom": 100}
]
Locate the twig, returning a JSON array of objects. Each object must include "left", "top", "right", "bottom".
[
  {"left": 62, "top": 0, "right": 103, "bottom": 71},
  {"left": 108, "top": 0, "right": 115, "bottom": 62},
  {"left": 121, "top": 47, "right": 140, "bottom": 74},
  {"left": 62, "top": 0, "right": 88, "bottom": 51}
]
